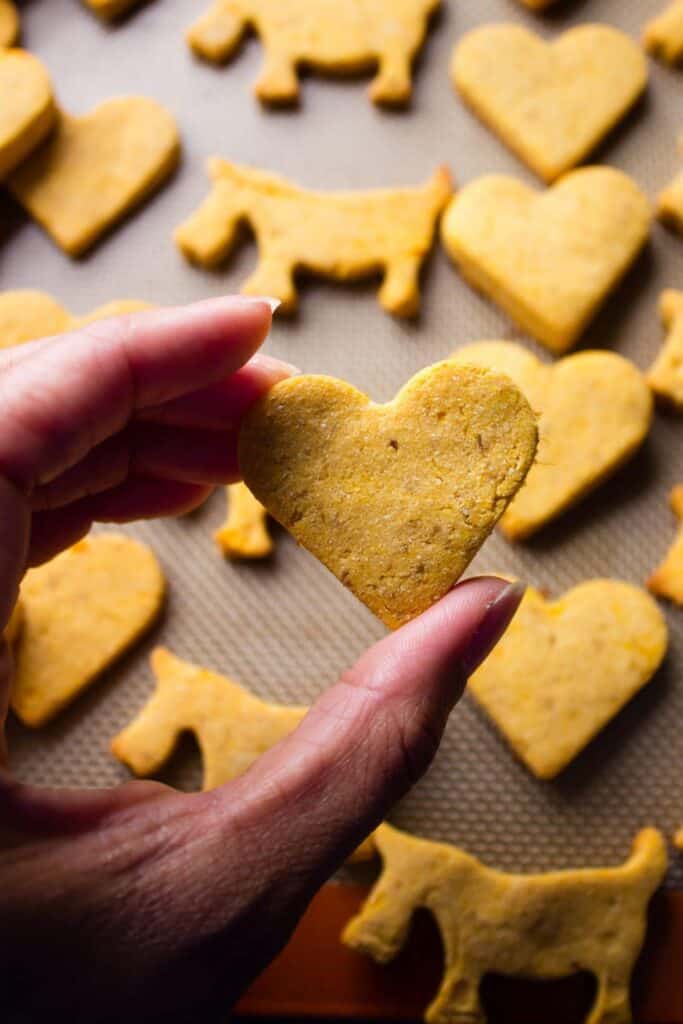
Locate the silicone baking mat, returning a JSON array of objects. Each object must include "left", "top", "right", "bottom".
[{"left": 3, "top": 0, "right": 683, "bottom": 887}]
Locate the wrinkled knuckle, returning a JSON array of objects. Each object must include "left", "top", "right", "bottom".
[{"left": 387, "top": 700, "right": 444, "bottom": 791}]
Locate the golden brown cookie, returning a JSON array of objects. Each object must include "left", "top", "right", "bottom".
[
  {"left": 0, "top": 50, "right": 56, "bottom": 180},
  {"left": 215, "top": 483, "right": 273, "bottom": 559},
  {"left": 239, "top": 361, "right": 537, "bottom": 630},
  {"left": 111, "top": 647, "right": 377, "bottom": 860},
  {"left": 12, "top": 533, "right": 165, "bottom": 727},
  {"left": 0, "top": 1, "right": 19, "bottom": 46},
  {"left": 84, "top": 0, "right": 146, "bottom": 20},
  {"left": 647, "top": 289, "right": 683, "bottom": 409},
  {"left": 187, "top": 0, "right": 440, "bottom": 106},
  {"left": 441, "top": 167, "right": 651, "bottom": 354},
  {"left": 0, "top": 289, "right": 150, "bottom": 349},
  {"left": 8, "top": 98, "right": 180, "bottom": 256},
  {"left": 175, "top": 160, "right": 452, "bottom": 317},
  {"left": 648, "top": 486, "right": 683, "bottom": 606},
  {"left": 453, "top": 342, "right": 653, "bottom": 540},
  {"left": 452, "top": 24, "right": 646, "bottom": 183},
  {"left": 657, "top": 136, "right": 683, "bottom": 235},
  {"left": 343, "top": 823, "right": 667, "bottom": 1024},
  {"left": 644, "top": 1, "right": 683, "bottom": 65},
  {"left": 468, "top": 579, "right": 668, "bottom": 779}
]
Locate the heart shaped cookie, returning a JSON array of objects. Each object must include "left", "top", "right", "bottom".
[
  {"left": 441, "top": 167, "right": 651, "bottom": 354},
  {"left": 0, "top": 1, "right": 19, "bottom": 47},
  {"left": 239, "top": 361, "right": 538, "bottom": 629},
  {"left": 469, "top": 580, "right": 668, "bottom": 779},
  {"left": 452, "top": 25, "right": 646, "bottom": 183},
  {"left": 0, "top": 50, "right": 56, "bottom": 179},
  {"left": 453, "top": 342, "right": 652, "bottom": 540},
  {"left": 12, "top": 533, "right": 165, "bottom": 726},
  {"left": 8, "top": 97, "right": 180, "bottom": 256},
  {"left": 0, "top": 288, "right": 150, "bottom": 349}
]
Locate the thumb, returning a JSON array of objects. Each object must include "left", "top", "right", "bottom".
[{"left": 210, "top": 575, "right": 524, "bottom": 884}]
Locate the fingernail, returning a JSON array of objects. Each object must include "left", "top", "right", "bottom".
[
  {"left": 251, "top": 352, "right": 301, "bottom": 376},
  {"left": 460, "top": 579, "right": 526, "bottom": 678},
  {"left": 241, "top": 296, "right": 281, "bottom": 313}
]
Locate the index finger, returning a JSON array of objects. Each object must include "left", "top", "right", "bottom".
[{"left": 0, "top": 296, "right": 274, "bottom": 492}]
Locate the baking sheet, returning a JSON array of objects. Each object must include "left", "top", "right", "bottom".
[{"left": 3, "top": 0, "right": 683, "bottom": 884}]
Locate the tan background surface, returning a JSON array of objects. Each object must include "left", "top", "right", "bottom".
[{"left": 3, "top": 0, "right": 683, "bottom": 883}]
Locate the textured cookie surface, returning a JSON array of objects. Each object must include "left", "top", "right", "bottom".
[
  {"left": 187, "top": 0, "right": 440, "bottom": 106},
  {"left": 658, "top": 136, "right": 683, "bottom": 235},
  {"left": 239, "top": 361, "right": 538, "bottom": 630},
  {"left": 644, "top": 1, "right": 683, "bottom": 64},
  {"left": 0, "top": 289, "right": 150, "bottom": 349},
  {"left": 0, "top": 50, "right": 55, "bottom": 179},
  {"left": 441, "top": 167, "right": 651, "bottom": 354},
  {"left": 453, "top": 342, "right": 652, "bottom": 540},
  {"left": 343, "top": 823, "right": 667, "bottom": 1024},
  {"left": 175, "top": 160, "right": 452, "bottom": 317},
  {"left": 8, "top": 97, "right": 180, "bottom": 256},
  {"left": 468, "top": 580, "right": 668, "bottom": 779},
  {"left": 12, "top": 534, "right": 165, "bottom": 726},
  {"left": 452, "top": 24, "right": 646, "bottom": 183},
  {"left": 647, "top": 289, "right": 683, "bottom": 409},
  {"left": 0, "top": 1, "right": 19, "bottom": 46},
  {"left": 215, "top": 482, "right": 273, "bottom": 559},
  {"left": 648, "top": 487, "right": 683, "bottom": 606}
]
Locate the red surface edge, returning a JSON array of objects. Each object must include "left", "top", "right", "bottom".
[{"left": 236, "top": 883, "right": 683, "bottom": 1023}]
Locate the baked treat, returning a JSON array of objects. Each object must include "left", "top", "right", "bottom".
[
  {"left": 441, "top": 167, "right": 651, "bottom": 353},
  {"left": 468, "top": 579, "right": 668, "bottom": 779},
  {"left": 175, "top": 160, "right": 452, "bottom": 317},
  {"left": 12, "top": 534, "right": 165, "bottom": 726},
  {"left": 239, "top": 360, "right": 537, "bottom": 629},
  {"left": 0, "top": 49, "right": 55, "bottom": 179},
  {"left": 0, "top": 289, "right": 150, "bottom": 349},
  {"left": 344, "top": 823, "right": 667, "bottom": 1024},
  {"left": 8, "top": 97, "right": 180, "bottom": 256},
  {"left": 644, "top": 1, "right": 683, "bottom": 65},
  {"left": 648, "top": 486, "right": 683, "bottom": 606},
  {"left": 452, "top": 24, "right": 646, "bottom": 183},
  {"left": 453, "top": 341, "right": 652, "bottom": 539},
  {"left": 647, "top": 289, "right": 683, "bottom": 408},
  {"left": 187, "top": 0, "right": 440, "bottom": 106}
]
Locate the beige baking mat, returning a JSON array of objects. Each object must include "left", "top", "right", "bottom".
[{"left": 3, "top": 0, "right": 683, "bottom": 884}]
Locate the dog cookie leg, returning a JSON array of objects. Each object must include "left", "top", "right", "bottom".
[
  {"left": 370, "top": 50, "right": 413, "bottom": 105},
  {"left": 379, "top": 253, "right": 422, "bottom": 316},
  {"left": 586, "top": 972, "right": 631, "bottom": 1024},
  {"left": 174, "top": 183, "right": 243, "bottom": 267},
  {"left": 242, "top": 255, "right": 297, "bottom": 312},
  {"left": 428, "top": 964, "right": 485, "bottom": 1024},
  {"left": 111, "top": 684, "right": 182, "bottom": 778},
  {"left": 254, "top": 45, "right": 299, "bottom": 103},
  {"left": 187, "top": 0, "right": 248, "bottom": 62}
]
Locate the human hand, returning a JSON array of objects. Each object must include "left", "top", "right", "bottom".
[{"left": 0, "top": 297, "right": 524, "bottom": 1022}]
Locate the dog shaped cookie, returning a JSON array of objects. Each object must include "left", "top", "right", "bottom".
[
  {"left": 648, "top": 486, "right": 683, "bottom": 606},
  {"left": 0, "top": 1, "right": 19, "bottom": 46},
  {"left": 647, "top": 289, "right": 683, "bottom": 409},
  {"left": 175, "top": 160, "right": 452, "bottom": 316},
  {"left": 658, "top": 136, "right": 683, "bottom": 235},
  {"left": 186, "top": 0, "right": 440, "bottom": 106},
  {"left": 215, "top": 483, "right": 273, "bottom": 559},
  {"left": 111, "top": 647, "right": 376, "bottom": 860},
  {"left": 644, "top": 1, "right": 683, "bottom": 65},
  {"left": 343, "top": 823, "right": 668, "bottom": 1024}
]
